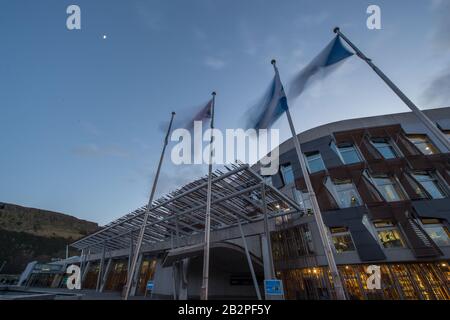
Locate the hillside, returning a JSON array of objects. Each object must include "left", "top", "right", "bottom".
[{"left": 0, "top": 202, "right": 99, "bottom": 274}]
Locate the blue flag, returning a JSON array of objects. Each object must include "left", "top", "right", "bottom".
[
  {"left": 288, "top": 35, "right": 354, "bottom": 100},
  {"left": 246, "top": 67, "right": 289, "bottom": 130}
]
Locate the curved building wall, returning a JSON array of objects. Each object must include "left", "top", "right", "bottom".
[{"left": 262, "top": 107, "right": 450, "bottom": 299}]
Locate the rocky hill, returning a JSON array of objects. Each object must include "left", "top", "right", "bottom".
[{"left": 0, "top": 202, "right": 99, "bottom": 274}]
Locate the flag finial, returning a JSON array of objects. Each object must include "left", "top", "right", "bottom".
[
  {"left": 212, "top": 91, "right": 216, "bottom": 96},
  {"left": 271, "top": 59, "right": 277, "bottom": 65},
  {"left": 171, "top": 111, "right": 176, "bottom": 115},
  {"left": 333, "top": 27, "right": 340, "bottom": 34}
]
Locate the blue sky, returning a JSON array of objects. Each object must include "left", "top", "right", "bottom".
[{"left": 1, "top": 0, "right": 449, "bottom": 225}]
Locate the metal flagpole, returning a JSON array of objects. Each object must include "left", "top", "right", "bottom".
[
  {"left": 271, "top": 60, "right": 347, "bottom": 300},
  {"left": 334, "top": 27, "right": 450, "bottom": 153},
  {"left": 200, "top": 91, "right": 216, "bottom": 300},
  {"left": 124, "top": 111, "right": 176, "bottom": 300}
]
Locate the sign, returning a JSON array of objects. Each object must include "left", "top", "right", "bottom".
[
  {"left": 264, "top": 279, "right": 283, "bottom": 296},
  {"left": 146, "top": 280, "right": 154, "bottom": 291}
]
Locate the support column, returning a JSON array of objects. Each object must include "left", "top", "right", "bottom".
[
  {"left": 237, "top": 218, "right": 262, "bottom": 300},
  {"left": 100, "top": 258, "right": 112, "bottom": 293},
  {"left": 96, "top": 243, "right": 106, "bottom": 292},
  {"left": 129, "top": 254, "right": 143, "bottom": 297}
]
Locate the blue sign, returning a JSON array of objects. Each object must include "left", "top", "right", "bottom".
[
  {"left": 264, "top": 279, "right": 283, "bottom": 295},
  {"left": 146, "top": 280, "right": 154, "bottom": 290}
]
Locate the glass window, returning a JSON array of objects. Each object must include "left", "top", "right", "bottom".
[
  {"left": 373, "top": 220, "right": 405, "bottom": 248},
  {"left": 421, "top": 219, "right": 450, "bottom": 246},
  {"left": 327, "top": 178, "right": 362, "bottom": 208},
  {"left": 293, "top": 189, "right": 313, "bottom": 215},
  {"left": 305, "top": 152, "right": 326, "bottom": 173},
  {"left": 407, "top": 134, "right": 439, "bottom": 155},
  {"left": 330, "top": 227, "right": 356, "bottom": 253},
  {"left": 412, "top": 172, "right": 446, "bottom": 199},
  {"left": 281, "top": 163, "right": 295, "bottom": 185},
  {"left": 372, "top": 175, "right": 406, "bottom": 202},
  {"left": 371, "top": 138, "right": 398, "bottom": 159},
  {"left": 338, "top": 143, "right": 363, "bottom": 164}
]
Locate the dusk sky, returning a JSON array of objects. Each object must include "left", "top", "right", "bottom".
[{"left": 1, "top": 0, "right": 449, "bottom": 225}]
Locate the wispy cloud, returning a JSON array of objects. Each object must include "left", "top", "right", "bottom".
[{"left": 204, "top": 56, "right": 227, "bottom": 70}]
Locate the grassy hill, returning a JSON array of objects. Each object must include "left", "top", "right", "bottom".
[{"left": 0, "top": 202, "right": 99, "bottom": 274}]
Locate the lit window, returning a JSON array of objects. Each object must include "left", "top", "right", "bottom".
[
  {"left": 338, "top": 143, "right": 363, "bottom": 164},
  {"left": 305, "top": 152, "right": 326, "bottom": 173},
  {"left": 412, "top": 172, "right": 446, "bottom": 199},
  {"left": 281, "top": 163, "right": 294, "bottom": 185},
  {"left": 330, "top": 227, "right": 356, "bottom": 253},
  {"left": 371, "top": 138, "right": 398, "bottom": 159},
  {"left": 325, "top": 177, "right": 362, "bottom": 209},
  {"left": 421, "top": 219, "right": 450, "bottom": 247},
  {"left": 372, "top": 175, "right": 406, "bottom": 202},
  {"left": 407, "top": 134, "right": 438, "bottom": 155},
  {"left": 373, "top": 220, "right": 405, "bottom": 248}
]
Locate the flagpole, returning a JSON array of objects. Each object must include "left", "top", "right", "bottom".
[
  {"left": 334, "top": 27, "right": 450, "bottom": 153},
  {"left": 124, "top": 111, "right": 176, "bottom": 300},
  {"left": 271, "top": 60, "right": 347, "bottom": 300},
  {"left": 201, "top": 91, "right": 216, "bottom": 300}
]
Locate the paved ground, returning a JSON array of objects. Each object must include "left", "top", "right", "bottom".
[{"left": 1, "top": 286, "right": 155, "bottom": 300}]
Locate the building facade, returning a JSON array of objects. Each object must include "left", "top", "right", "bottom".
[
  {"left": 266, "top": 107, "right": 450, "bottom": 300},
  {"left": 20, "top": 107, "right": 450, "bottom": 300}
]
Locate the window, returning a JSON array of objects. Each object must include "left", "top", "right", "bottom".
[
  {"left": 330, "top": 227, "right": 356, "bottom": 253},
  {"left": 371, "top": 138, "right": 398, "bottom": 159},
  {"left": 281, "top": 163, "right": 294, "bottom": 185},
  {"left": 407, "top": 134, "right": 438, "bottom": 155},
  {"left": 412, "top": 172, "right": 446, "bottom": 199},
  {"left": 373, "top": 220, "right": 405, "bottom": 248},
  {"left": 293, "top": 189, "right": 313, "bottom": 215},
  {"left": 421, "top": 219, "right": 450, "bottom": 247},
  {"left": 337, "top": 143, "right": 363, "bottom": 164},
  {"left": 325, "top": 177, "right": 362, "bottom": 208},
  {"left": 305, "top": 152, "right": 326, "bottom": 173},
  {"left": 372, "top": 175, "right": 406, "bottom": 202}
]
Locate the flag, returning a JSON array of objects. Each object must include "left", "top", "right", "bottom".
[
  {"left": 185, "top": 98, "right": 213, "bottom": 130},
  {"left": 288, "top": 35, "right": 354, "bottom": 100},
  {"left": 246, "top": 67, "right": 289, "bottom": 130}
]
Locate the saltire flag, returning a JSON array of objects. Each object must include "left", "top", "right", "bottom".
[
  {"left": 246, "top": 36, "right": 353, "bottom": 130},
  {"left": 288, "top": 35, "right": 354, "bottom": 100},
  {"left": 246, "top": 67, "right": 289, "bottom": 130}
]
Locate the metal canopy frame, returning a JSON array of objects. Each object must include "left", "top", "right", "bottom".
[{"left": 71, "top": 164, "right": 301, "bottom": 253}]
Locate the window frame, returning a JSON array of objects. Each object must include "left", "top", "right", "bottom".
[
  {"left": 372, "top": 220, "right": 406, "bottom": 249},
  {"left": 280, "top": 163, "right": 295, "bottom": 185},
  {"left": 305, "top": 151, "right": 326, "bottom": 174},
  {"left": 370, "top": 137, "right": 401, "bottom": 159},
  {"left": 336, "top": 142, "right": 364, "bottom": 165},
  {"left": 370, "top": 174, "right": 408, "bottom": 202},
  {"left": 406, "top": 134, "right": 439, "bottom": 155},
  {"left": 411, "top": 171, "right": 447, "bottom": 200},
  {"left": 329, "top": 226, "right": 357, "bottom": 254},
  {"left": 420, "top": 219, "right": 450, "bottom": 247}
]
